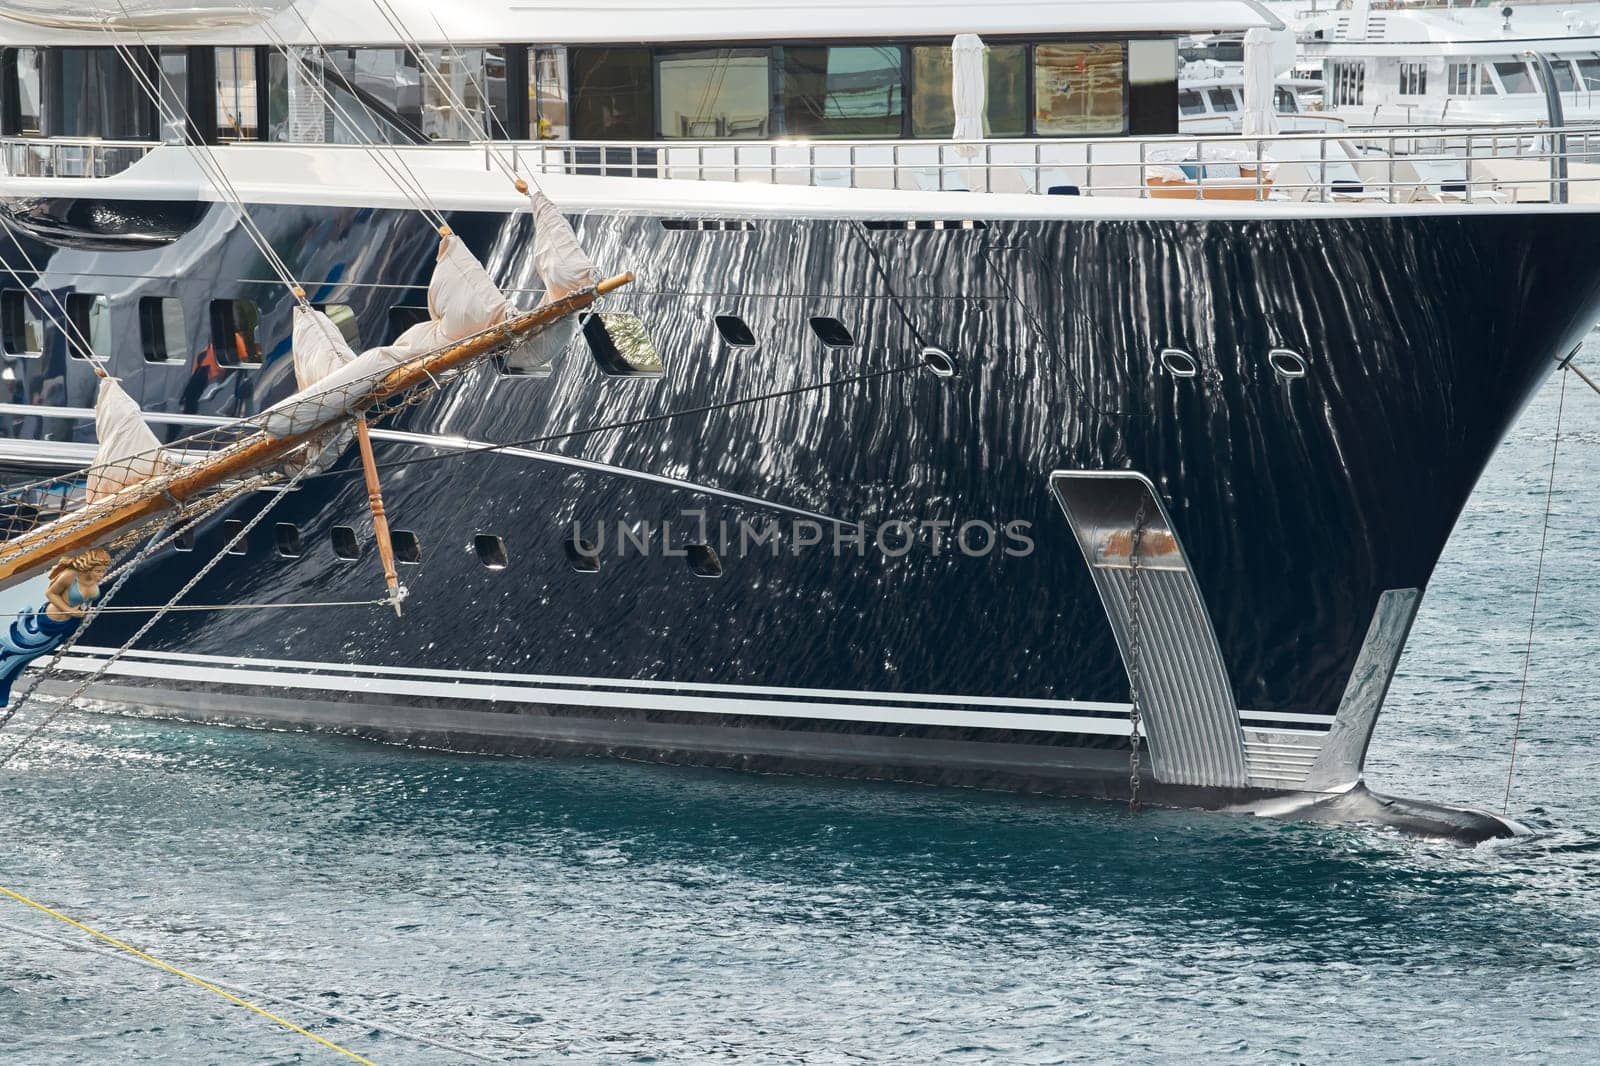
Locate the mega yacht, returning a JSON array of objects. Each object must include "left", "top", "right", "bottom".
[{"left": 0, "top": 0, "right": 1596, "bottom": 840}]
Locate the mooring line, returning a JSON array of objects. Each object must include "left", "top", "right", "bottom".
[
  {"left": 0, "top": 885, "right": 376, "bottom": 1064},
  {"left": 1504, "top": 367, "right": 1568, "bottom": 814}
]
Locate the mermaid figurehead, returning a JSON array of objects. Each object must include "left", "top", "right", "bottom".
[{"left": 0, "top": 547, "right": 112, "bottom": 707}]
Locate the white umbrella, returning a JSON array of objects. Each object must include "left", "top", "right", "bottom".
[
  {"left": 1242, "top": 27, "right": 1281, "bottom": 138},
  {"left": 952, "top": 34, "right": 986, "bottom": 158}
]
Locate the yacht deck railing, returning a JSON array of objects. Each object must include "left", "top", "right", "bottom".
[{"left": 6, "top": 124, "right": 1600, "bottom": 206}]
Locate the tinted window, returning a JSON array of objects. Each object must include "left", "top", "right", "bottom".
[
  {"left": 209, "top": 299, "right": 262, "bottom": 367},
  {"left": 659, "top": 49, "right": 771, "bottom": 139},
  {"left": 139, "top": 296, "right": 185, "bottom": 362},
  {"left": 1177, "top": 90, "right": 1205, "bottom": 116},
  {"left": 53, "top": 48, "right": 157, "bottom": 139},
  {"left": 571, "top": 48, "right": 653, "bottom": 139},
  {"left": 1207, "top": 88, "right": 1238, "bottom": 114},
  {"left": 1579, "top": 56, "right": 1600, "bottom": 90},
  {"left": 65, "top": 293, "right": 111, "bottom": 360},
  {"left": 909, "top": 43, "right": 1026, "bottom": 138},
  {"left": 1035, "top": 43, "right": 1126, "bottom": 135},
  {"left": 1495, "top": 61, "right": 1535, "bottom": 94},
  {"left": 783, "top": 46, "right": 904, "bottom": 138},
  {"left": 0, "top": 291, "right": 44, "bottom": 358}
]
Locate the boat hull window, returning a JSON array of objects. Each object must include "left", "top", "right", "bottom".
[
  {"left": 584, "top": 312, "right": 663, "bottom": 376},
  {"left": 474, "top": 533, "right": 508, "bottom": 570},
  {"left": 274, "top": 522, "right": 302, "bottom": 558},
  {"left": 686, "top": 543, "right": 722, "bottom": 578},
  {"left": 714, "top": 314, "right": 758, "bottom": 349},
  {"left": 1034, "top": 43, "right": 1127, "bottom": 136},
  {"left": 565, "top": 534, "right": 601, "bottom": 573},
  {"left": 910, "top": 43, "right": 1027, "bottom": 138},
  {"left": 139, "top": 297, "right": 186, "bottom": 363},
  {"left": 809, "top": 316, "right": 856, "bottom": 349},
  {"left": 0, "top": 291, "right": 44, "bottom": 358},
  {"left": 222, "top": 518, "right": 248, "bottom": 555},
  {"left": 392, "top": 529, "right": 422, "bottom": 564},
  {"left": 331, "top": 525, "right": 360, "bottom": 560},
  {"left": 571, "top": 48, "right": 653, "bottom": 140},
  {"left": 209, "top": 299, "right": 262, "bottom": 367},
  {"left": 659, "top": 48, "right": 771, "bottom": 139},
  {"left": 783, "top": 46, "right": 905, "bottom": 139},
  {"left": 65, "top": 293, "right": 110, "bottom": 360}
]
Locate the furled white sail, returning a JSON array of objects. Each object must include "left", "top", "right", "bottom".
[
  {"left": 1241, "top": 27, "right": 1281, "bottom": 138},
  {"left": 504, "top": 193, "right": 599, "bottom": 373},
  {"left": 85, "top": 376, "right": 168, "bottom": 503}
]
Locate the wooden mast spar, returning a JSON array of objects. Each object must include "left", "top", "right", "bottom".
[{"left": 0, "top": 272, "right": 634, "bottom": 591}]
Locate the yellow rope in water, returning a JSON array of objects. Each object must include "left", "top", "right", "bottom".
[{"left": 0, "top": 884, "right": 376, "bottom": 1064}]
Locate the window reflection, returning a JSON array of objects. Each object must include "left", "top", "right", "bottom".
[
  {"left": 216, "top": 47, "right": 259, "bottom": 141},
  {"left": 530, "top": 46, "right": 569, "bottom": 139},
  {"left": 1034, "top": 43, "right": 1126, "bottom": 136},
  {"left": 910, "top": 43, "right": 1026, "bottom": 138},
  {"left": 659, "top": 49, "right": 770, "bottom": 139},
  {"left": 783, "top": 46, "right": 903, "bottom": 138}
]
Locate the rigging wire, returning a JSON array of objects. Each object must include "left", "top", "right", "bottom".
[
  {"left": 0, "top": 886, "right": 376, "bottom": 1064},
  {"left": 0, "top": 219, "right": 112, "bottom": 375},
  {"left": 310, "top": 358, "right": 926, "bottom": 482},
  {"left": 1503, "top": 365, "right": 1568, "bottom": 814}
]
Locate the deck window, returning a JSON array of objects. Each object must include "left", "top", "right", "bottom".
[
  {"left": 1034, "top": 43, "right": 1127, "bottom": 136},
  {"left": 530, "top": 46, "right": 569, "bottom": 139},
  {"left": 0, "top": 291, "right": 44, "bottom": 358},
  {"left": 65, "top": 293, "right": 111, "bottom": 360},
  {"left": 1578, "top": 56, "right": 1600, "bottom": 91},
  {"left": 1177, "top": 89, "right": 1205, "bottom": 117},
  {"left": 1328, "top": 60, "right": 1366, "bottom": 107},
  {"left": 1553, "top": 60, "right": 1578, "bottom": 93},
  {"left": 139, "top": 297, "right": 186, "bottom": 363},
  {"left": 52, "top": 48, "right": 158, "bottom": 140},
  {"left": 1274, "top": 87, "right": 1299, "bottom": 114},
  {"left": 1206, "top": 88, "right": 1238, "bottom": 114},
  {"left": 1399, "top": 62, "right": 1428, "bottom": 96},
  {"left": 1447, "top": 62, "right": 1497, "bottom": 97},
  {"left": 571, "top": 48, "right": 653, "bottom": 140},
  {"left": 659, "top": 49, "right": 771, "bottom": 139},
  {"left": 3, "top": 47, "right": 43, "bottom": 136},
  {"left": 209, "top": 299, "right": 262, "bottom": 367},
  {"left": 1494, "top": 60, "right": 1536, "bottom": 94},
  {"left": 783, "top": 46, "right": 905, "bottom": 139},
  {"left": 909, "top": 43, "right": 1027, "bottom": 138},
  {"left": 216, "top": 47, "right": 260, "bottom": 141}
]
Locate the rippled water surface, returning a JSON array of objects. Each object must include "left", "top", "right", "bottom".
[{"left": 3, "top": 369, "right": 1600, "bottom": 1063}]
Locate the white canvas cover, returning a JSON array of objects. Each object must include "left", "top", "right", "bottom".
[
  {"left": 505, "top": 193, "right": 599, "bottom": 373},
  {"left": 1242, "top": 27, "right": 1281, "bottom": 138},
  {"left": 85, "top": 376, "right": 169, "bottom": 502},
  {"left": 952, "top": 34, "right": 987, "bottom": 156}
]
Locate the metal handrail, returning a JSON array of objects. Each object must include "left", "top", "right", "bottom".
[{"left": 5, "top": 123, "right": 1600, "bottom": 205}]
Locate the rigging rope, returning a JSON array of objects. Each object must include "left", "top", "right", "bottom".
[
  {"left": 0, "top": 886, "right": 376, "bottom": 1064},
  {"left": 1503, "top": 366, "right": 1568, "bottom": 814},
  {"left": 0, "top": 219, "right": 110, "bottom": 373}
]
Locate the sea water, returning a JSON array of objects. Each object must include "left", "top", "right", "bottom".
[{"left": 1, "top": 360, "right": 1598, "bottom": 1063}]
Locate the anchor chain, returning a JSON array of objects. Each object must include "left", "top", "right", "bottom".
[{"left": 1126, "top": 497, "right": 1150, "bottom": 813}]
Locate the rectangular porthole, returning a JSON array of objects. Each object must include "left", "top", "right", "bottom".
[
  {"left": 274, "top": 522, "right": 302, "bottom": 558},
  {"left": 659, "top": 218, "right": 756, "bottom": 232},
  {"left": 860, "top": 220, "right": 989, "bottom": 231},
  {"left": 565, "top": 533, "right": 600, "bottom": 573},
  {"left": 65, "top": 293, "right": 112, "bottom": 360},
  {"left": 331, "top": 524, "right": 360, "bottom": 561},
  {"left": 474, "top": 533, "right": 508, "bottom": 570},
  {"left": 809, "top": 316, "right": 855, "bottom": 349},
  {"left": 139, "top": 296, "right": 186, "bottom": 363},
  {"left": 315, "top": 303, "right": 361, "bottom": 347},
  {"left": 222, "top": 518, "right": 248, "bottom": 555},
  {"left": 714, "top": 314, "right": 757, "bottom": 349},
  {"left": 392, "top": 529, "right": 422, "bottom": 564},
  {"left": 686, "top": 543, "right": 722, "bottom": 578},
  {"left": 173, "top": 527, "right": 195, "bottom": 553},
  {"left": 584, "top": 312, "right": 663, "bottom": 377},
  {"left": 1, "top": 290, "right": 45, "bottom": 358},
  {"left": 209, "top": 299, "right": 263, "bottom": 367},
  {"left": 387, "top": 305, "right": 430, "bottom": 344}
]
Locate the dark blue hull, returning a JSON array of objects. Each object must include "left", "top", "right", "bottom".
[{"left": 5, "top": 199, "right": 1599, "bottom": 811}]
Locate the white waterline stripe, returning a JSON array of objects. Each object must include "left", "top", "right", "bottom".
[
  {"left": 69, "top": 645, "right": 1130, "bottom": 715},
  {"left": 54, "top": 655, "right": 1131, "bottom": 738}
]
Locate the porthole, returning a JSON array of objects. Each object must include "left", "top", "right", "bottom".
[
  {"left": 331, "top": 525, "right": 360, "bottom": 561},
  {"left": 274, "top": 522, "right": 302, "bottom": 558},
  {"left": 474, "top": 533, "right": 508, "bottom": 570},
  {"left": 139, "top": 296, "right": 186, "bottom": 363},
  {"left": 1159, "top": 348, "right": 1198, "bottom": 379},
  {"left": 714, "top": 314, "right": 757, "bottom": 349},
  {"left": 809, "top": 316, "right": 855, "bottom": 349},
  {"left": 392, "top": 529, "right": 422, "bottom": 564},
  {"left": 1268, "top": 348, "right": 1308, "bottom": 381},
  {"left": 173, "top": 527, "right": 195, "bottom": 553},
  {"left": 222, "top": 518, "right": 248, "bottom": 555},
  {"left": 921, "top": 346, "right": 957, "bottom": 378},
  {"left": 65, "top": 293, "right": 111, "bottom": 360},
  {"left": 660, "top": 218, "right": 756, "bottom": 232},
  {"left": 686, "top": 543, "right": 722, "bottom": 579},
  {"left": 565, "top": 534, "right": 601, "bottom": 574},
  {"left": 584, "top": 312, "right": 663, "bottom": 376}
]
